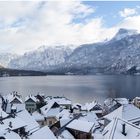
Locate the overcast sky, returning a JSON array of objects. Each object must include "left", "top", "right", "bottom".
[{"left": 0, "top": 1, "right": 140, "bottom": 54}]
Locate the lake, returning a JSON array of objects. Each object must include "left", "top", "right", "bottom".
[{"left": 0, "top": 75, "right": 140, "bottom": 104}]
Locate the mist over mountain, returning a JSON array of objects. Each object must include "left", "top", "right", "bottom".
[
  {"left": 0, "top": 53, "right": 18, "bottom": 67},
  {"left": 3, "top": 28, "right": 140, "bottom": 74},
  {"left": 8, "top": 46, "right": 73, "bottom": 71}
]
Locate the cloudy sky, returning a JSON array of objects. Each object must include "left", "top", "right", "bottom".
[{"left": 1, "top": 1, "right": 140, "bottom": 54}]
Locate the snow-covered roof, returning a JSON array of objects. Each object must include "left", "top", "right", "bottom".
[
  {"left": 59, "top": 130, "right": 74, "bottom": 139},
  {"left": 79, "top": 112, "right": 99, "bottom": 128},
  {"left": 103, "top": 117, "right": 140, "bottom": 139},
  {"left": 45, "top": 97, "right": 72, "bottom": 106},
  {"left": 104, "top": 105, "right": 123, "bottom": 120},
  {"left": 104, "top": 104, "right": 140, "bottom": 123},
  {"left": 66, "top": 119, "right": 94, "bottom": 133},
  {"left": 44, "top": 108, "right": 60, "bottom": 118},
  {"left": 57, "top": 109, "right": 71, "bottom": 120},
  {"left": 104, "top": 98, "right": 128, "bottom": 108},
  {"left": 93, "top": 129, "right": 103, "bottom": 139},
  {"left": 52, "top": 97, "right": 72, "bottom": 105},
  {"left": 32, "top": 111, "right": 44, "bottom": 121},
  {"left": 28, "top": 126, "right": 56, "bottom": 139},
  {"left": 0, "top": 123, "right": 9, "bottom": 132},
  {"left": 16, "top": 110, "right": 39, "bottom": 132},
  {"left": 60, "top": 118, "right": 71, "bottom": 127},
  {"left": 72, "top": 103, "right": 82, "bottom": 109},
  {"left": 0, "top": 129, "right": 21, "bottom": 139},
  {"left": 25, "top": 94, "right": 38, "bottom": 103},
  {"left": 3, "top": 116, "right": 27, "bottom": 130},
  {"left": 4, "top": 93, "right": 23, "bottom": 104},
  {"left": 81, "top": 101, "right": 102, "bottom": 111},
  {"left": 0, "top": 107, "right": 8, "bottom": 118},
  {"left": 14, "top": 103, "right": 25, "bottom": 112},
  {"left": 40, "top": 100, "right": 60, "bottom": 117},
  {"left": 133, "top": 97, "right": 140, "bottom": 101}
]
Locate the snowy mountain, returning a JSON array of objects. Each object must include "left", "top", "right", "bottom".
[
  {"left": 112, "top": 28, "right": 138, "bottom": 41},
  {"left": 8, "top": 28, "right": 140, "bottom": 74},
  {"left": 64, "top": 28, "right": 140, "bottom": 74},
  {"left": 9, "top": 46, "right": 73, "bottom": 71},
  {"left": 0, "top": 53, "right": 18, "bottom": 67}
]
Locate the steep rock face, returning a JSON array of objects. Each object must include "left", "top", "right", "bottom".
[
  {"left": 109, "top": 34, "right": 140, "bottom": 73},
  {"left": 64, "top": 29, "right": 140, "bottom": 74},
  {"left": 9, "top": 46, "right": 73, "bottom": 71},
  {"left": 8, "top": 28, "right": 140, "bottom": 74}
]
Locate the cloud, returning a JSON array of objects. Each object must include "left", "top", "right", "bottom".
[
  {"left": 0, "top": 1, "right": 140, "bottom": 55},
  {"left": 0, "top": 1, "right": 97, "bottom": 54},
  {"left": 119, "top": 8, "right": 137, "bottom": 17},
  {"left": 116, "top": 15, "right": 140, "bottom": 32}
]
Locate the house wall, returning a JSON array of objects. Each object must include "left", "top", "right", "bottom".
[
  {"left": 10, "top": 98, "right": 22, "bottom": 104},
  {"left": 25, "top": 102, "right": 36, "bottom": 113},
  {"left": 67, "top": 128, "right": 92, "bottom": 139},
  {"left": 133, "top": 99, "right": 140, "bottom": 109},
  {"left": 37, "top": 120, "right": 45, "bottom": 126},
  {"left": 44, "top": 117, "right": 57, "bottom": 127}
]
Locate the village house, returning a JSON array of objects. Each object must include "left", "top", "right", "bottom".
[
  {"left": 133, "top": 97, "right": 140, "bottom": 109},
  {"left": 0, "top": 99, "right": 57, "bottom": 139},
  {"left": 2, "top": 116, "right": 27, "bottom": 137},
  {"left": 79, "top": 112, "right": 100, "bottom": 128},
  {"left": 81, "top": 101, "right": 103, "bottom": 117},
  {"left": 66, "top": 119, "right": 94, "bottom": 139},
  {"left": 102, "top": 117, "right": 140, "bottom": 139},
  {"left": 16, "top": 109, "right": 40, "bottom": 134},
  {"left": 35, "top": 94, "right": 46, "bottom": 109},
  {"left": 32, "top": 111, "right": 45, "bottom": 126},
  {"left": 25, "top": 95, "right": 38, "bottom": 113},
  {"left": 72, "top": 103, "right": 82, "bottom": 114},
  {"left": 0, "top": 107, "right": 27, "bottom": 138},
  {"left": 103, "top": 103, "right": 140, "bottom": 126},
  {"left": 103, "top": 98, "right": 129, "bottom": 114},
  {"left": 5, "top": 92, "right": 23, "bottom": 104},
  {"left": 46, "top": 96, "right": 72, "bottom": 109},
  {"left": 50, "top": 109, "right": 72, "bottom": 136},
  {"left": 40, "top": 101, "right": 60, "bottom": 127},
  {"left": 3, "top": 92, "right": 24, "bottom": 113}
]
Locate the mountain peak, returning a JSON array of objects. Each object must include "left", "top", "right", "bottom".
[
  {"left": 117, "top": 28, "right": 137, "bottom": 35},
  {"left": 113, "top": 28, "right": 138, "bottom": 41}
]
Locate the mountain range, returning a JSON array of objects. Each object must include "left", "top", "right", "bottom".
[{"left": 1, "top": 28, "right": 140, "bottom": 75}]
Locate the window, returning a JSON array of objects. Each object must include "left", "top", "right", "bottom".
[{"left": 49, "top": 120, "right": 52, "bottom": 125}]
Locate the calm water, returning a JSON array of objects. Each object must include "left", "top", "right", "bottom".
[{"left": 0, "top": 75, "right": 140, "bottom": 104}]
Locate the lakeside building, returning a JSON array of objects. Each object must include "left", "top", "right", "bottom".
[
  {"left": 0, "top": 93, "right": 140, "bottom": 139},
  {"left": 25, "top": 95, "right": 38, "bottom": 113},
  {"left": 133, "top": 97, "right": 140, "bottom": 109}
]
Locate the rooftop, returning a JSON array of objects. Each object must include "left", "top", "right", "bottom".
[
  {"left": 28, "top": 126, "right": 56, "bottom": 139},
  {"left": 66, "top": 119, "right": 94, "bottom": 133},
  {"left": 103, "top": 117, "right": 140, "bottom": 139}
]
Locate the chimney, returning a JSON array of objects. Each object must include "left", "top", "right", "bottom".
[
  {"left": 122, "top": 123, "right": 127, "bottom": 136},
  {"left": 9, "top": 121, "right": 12, "bottom": 128}
]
